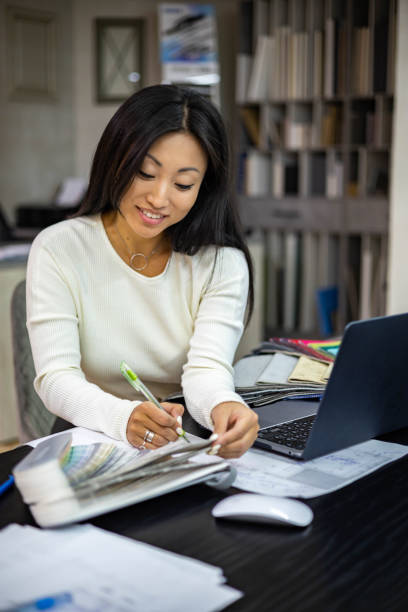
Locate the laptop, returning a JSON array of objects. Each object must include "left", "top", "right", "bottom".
[{"left": 253, "top": 314, "right": 408, "bottom": 460}]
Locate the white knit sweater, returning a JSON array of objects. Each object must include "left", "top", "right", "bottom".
[{"left": 26, "top": 214, "right": 249, "bottom": 443}]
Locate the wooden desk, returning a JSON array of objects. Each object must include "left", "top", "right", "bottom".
[{"left": 2, "top": 430, "right": 408, "bottom": 612}]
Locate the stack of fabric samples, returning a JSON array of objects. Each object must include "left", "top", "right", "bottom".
[{"left": 234, "top": 337, "right": 340, "bottom": 407}]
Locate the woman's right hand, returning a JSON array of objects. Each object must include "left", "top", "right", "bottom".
[{"left": 126, "top": 401, "right": 185, "bottom": 449}]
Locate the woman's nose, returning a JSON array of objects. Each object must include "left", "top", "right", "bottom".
[{"left": 146, "top": 180, "right": 168, "bottom": 208}]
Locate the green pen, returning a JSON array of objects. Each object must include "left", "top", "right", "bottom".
[{"left": 120, "top": 361, "right": 190, "bottom": 443}]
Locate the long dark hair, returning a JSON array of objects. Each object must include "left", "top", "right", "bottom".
[{"left": 77, "top": 84, "right": 253, "bottom": 321}]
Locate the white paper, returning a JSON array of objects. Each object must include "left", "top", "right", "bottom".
[
  {"left": 0, "top": 524, "right": 242, "bottom": 611},
  {"left": 27, "top": 427, "right": 132, "bottom": 450},
  {"left": 231, "top": 439, "right": 408, "bottom": 498}
]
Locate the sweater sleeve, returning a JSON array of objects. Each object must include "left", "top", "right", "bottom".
[
  {"left": 26, "top": 234, "right": 137, "bottom": 443},
  {"left": 181, "top": 248, "right": 249, "bottom": 430}
]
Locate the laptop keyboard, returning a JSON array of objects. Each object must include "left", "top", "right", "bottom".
[{"left": 257, "top": 415, "right": 316, "bottom": 450}]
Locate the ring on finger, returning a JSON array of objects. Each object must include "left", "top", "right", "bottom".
[{"left": 144, "top": 429, "right": 155, "bottom": 444}]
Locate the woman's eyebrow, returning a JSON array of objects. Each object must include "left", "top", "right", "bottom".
[{"left": 146, "top": 153, "right": 200, "bottom": 173}]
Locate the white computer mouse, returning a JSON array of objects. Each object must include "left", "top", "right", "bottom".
[{"left": 212, "top": 493, "right": 313, "bottom": 527}]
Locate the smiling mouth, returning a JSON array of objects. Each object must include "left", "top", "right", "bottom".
[{"left": 137, "top": 206, "right": 166, "bottom": 220}]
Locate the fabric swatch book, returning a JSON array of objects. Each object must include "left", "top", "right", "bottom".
[
  {"left": 233, "top": 337, "right": 341, "bottom": 407},
  {"left": 12, "top": 433, "right": 234, "bottom": 528}
]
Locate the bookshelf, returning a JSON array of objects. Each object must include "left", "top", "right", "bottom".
[{"left": 235, "top": 0, "right": 396, "bottom": 338}]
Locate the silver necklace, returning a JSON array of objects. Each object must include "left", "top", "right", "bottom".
[{"left": 115, "top": 222, "right": 161, "bottom": 272}]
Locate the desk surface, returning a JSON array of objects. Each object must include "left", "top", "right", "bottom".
[{"left": 2, "top": 430, "right": 408, "bottom": 612}]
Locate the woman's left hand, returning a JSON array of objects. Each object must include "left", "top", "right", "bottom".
[{"left": 210, "top": 401, "right": 259, "bottom": 458}]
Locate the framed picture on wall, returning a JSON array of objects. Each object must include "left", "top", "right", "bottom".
[{"left": 95, "top": 18, "right": 144, "bottom": 103}]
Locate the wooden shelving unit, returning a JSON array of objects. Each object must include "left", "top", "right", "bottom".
[{"left": 234, "top": 0, "right": 396, "bottom": 337}]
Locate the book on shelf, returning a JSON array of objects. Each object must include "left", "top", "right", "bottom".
[
  {"left": 324, "top": 18, "right": 335, "bottom": 98},
  {"left": 359, "top": 235, "right": 374, "bottom": 320},
  {"left": 265, "top": 229, "right": 284, "bottom": 331},
  {"left": 13, "top": 433, "right": 234, "bottom": 528},
  {"left": 284, "top": 105, "right": 312, "bottom": 149},
  {"left": 239, "top": 106, "right": 260, "bottom": 147},
  {"left": 346, "top": 236, "right": 361, "bottom": 321},
  {"left": 317, "top": 233, "right": 339, "bottom": 289},
  {"left": 283, "top": 231, "right": 300, "bottom": 332},
  {"left": 310, "top": 152, "right": 326, "bottom": 196},
  {"left": 244, "top": 148, "right": 270, "bottom": 195},
  {"left": 312, "top": 30, "right": 323, "bottom": 97},
  {"left": 247, "top": 35, "right": 272, "bottom": 101},
  {"left": 299, "top": 232, "right": 319, "bottom": 333},
  {"left": 299, "top": 150, "right": 311, "bottom": 197},
  {"left": 321, "top": 104, "right": 342, "bottom": 146},
  {"left": 337, "top": 21, "right": 347, "bottom": 96},
  {"left": 352, "top": 27, "right": 371, "bottom": 95},
  {"left": 259, "top": 103, "right": 284, "bottom": 149},
  {"left": 359, "top": 234, "right": 386, "bottom": 320},
  {"left": 236, "top": 54, "right": 253, "bottom": 103},
  {"left": 272, "top": 151, "right": 299, "bottom": 197},
  {"left": 271, "top": 150, "right": 284, "bottom": 197},
  {"left": 326, "top": 151, "right": 344, "bottom": 199}
]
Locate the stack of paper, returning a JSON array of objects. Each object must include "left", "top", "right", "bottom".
[
  {"left": 0, "top": 523, "right": 242, "bottom": 611},
  {"left": 233, "top": 337, "right": 340, "bottom": 407}
]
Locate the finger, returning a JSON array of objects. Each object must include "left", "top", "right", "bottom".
[
  {"left": 128, "top": 434, "right": 164, "bottom": 451},
  {"left": 129, "top": 416, "right": 179, "bottom": 444},
  {"left": 211, "top": 407, "right": 231, "bottom": 439},
  {"left": 217, "top": 415, "right": 257, "bottom": 446},
  {"left": 161, "top": 403, "right": 187, "bottom": 437},
  {"left": 127, "top": 424, "right": 171, "bottom": 448},
  {"left": 127, "top": 404, "right": 179, "bottom": 442},
  {"left": 132, "top": 402, "right": 179, "bottom": 432},
  {"left": 161, "top": 402, "right": 185, "bottom": 419},
  {"left": 142, "top": 402, "right": 179, "bottom": 428},
  {"left": 215, "top": 412, "right": 258, "bottom": 447},
  {"left": 217, "top": 425, "right": 259, "bottom": 459}
]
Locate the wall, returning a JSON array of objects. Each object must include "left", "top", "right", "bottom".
[
  {"left": 0, "top": 0, "right": 238, "bottom": 219},
  {"left": 387, "top": 0, "right": 408, "bottom": 314},
  {"left": 0, "top": 0, "right": 74, "bottom": 222},
  {"left": 72, "top": 0, "right": 239, "bottom": 180}
]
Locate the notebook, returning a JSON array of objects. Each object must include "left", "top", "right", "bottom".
[{"left": 253, "top": 313, "right": 408, "bottom": 460}]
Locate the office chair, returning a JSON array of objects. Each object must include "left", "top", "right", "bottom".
[{"left": 10, "top": 280, "right": 56, "bottom": 442}]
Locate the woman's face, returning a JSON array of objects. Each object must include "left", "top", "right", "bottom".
[{"left": 119, "top": 131, "right": 208, "bottom": 240}]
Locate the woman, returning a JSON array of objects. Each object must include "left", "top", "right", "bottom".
[{"left": 26, "top": 84, "right": 259, "bottom": 458}]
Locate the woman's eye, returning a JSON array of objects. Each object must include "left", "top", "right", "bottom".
[
  {"left": 139, "top": 170, "right": 154, "bottom": 179},
  {"left": 176, "top": 183, "right": 194, "bottom": 191}
]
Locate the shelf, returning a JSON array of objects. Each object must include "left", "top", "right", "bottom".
[
  {"left": 235, "top": 0, "right": 396, "bottom": 336},
  {"left": 238, "top": 195, "right": 388, "bottom": 234}
]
